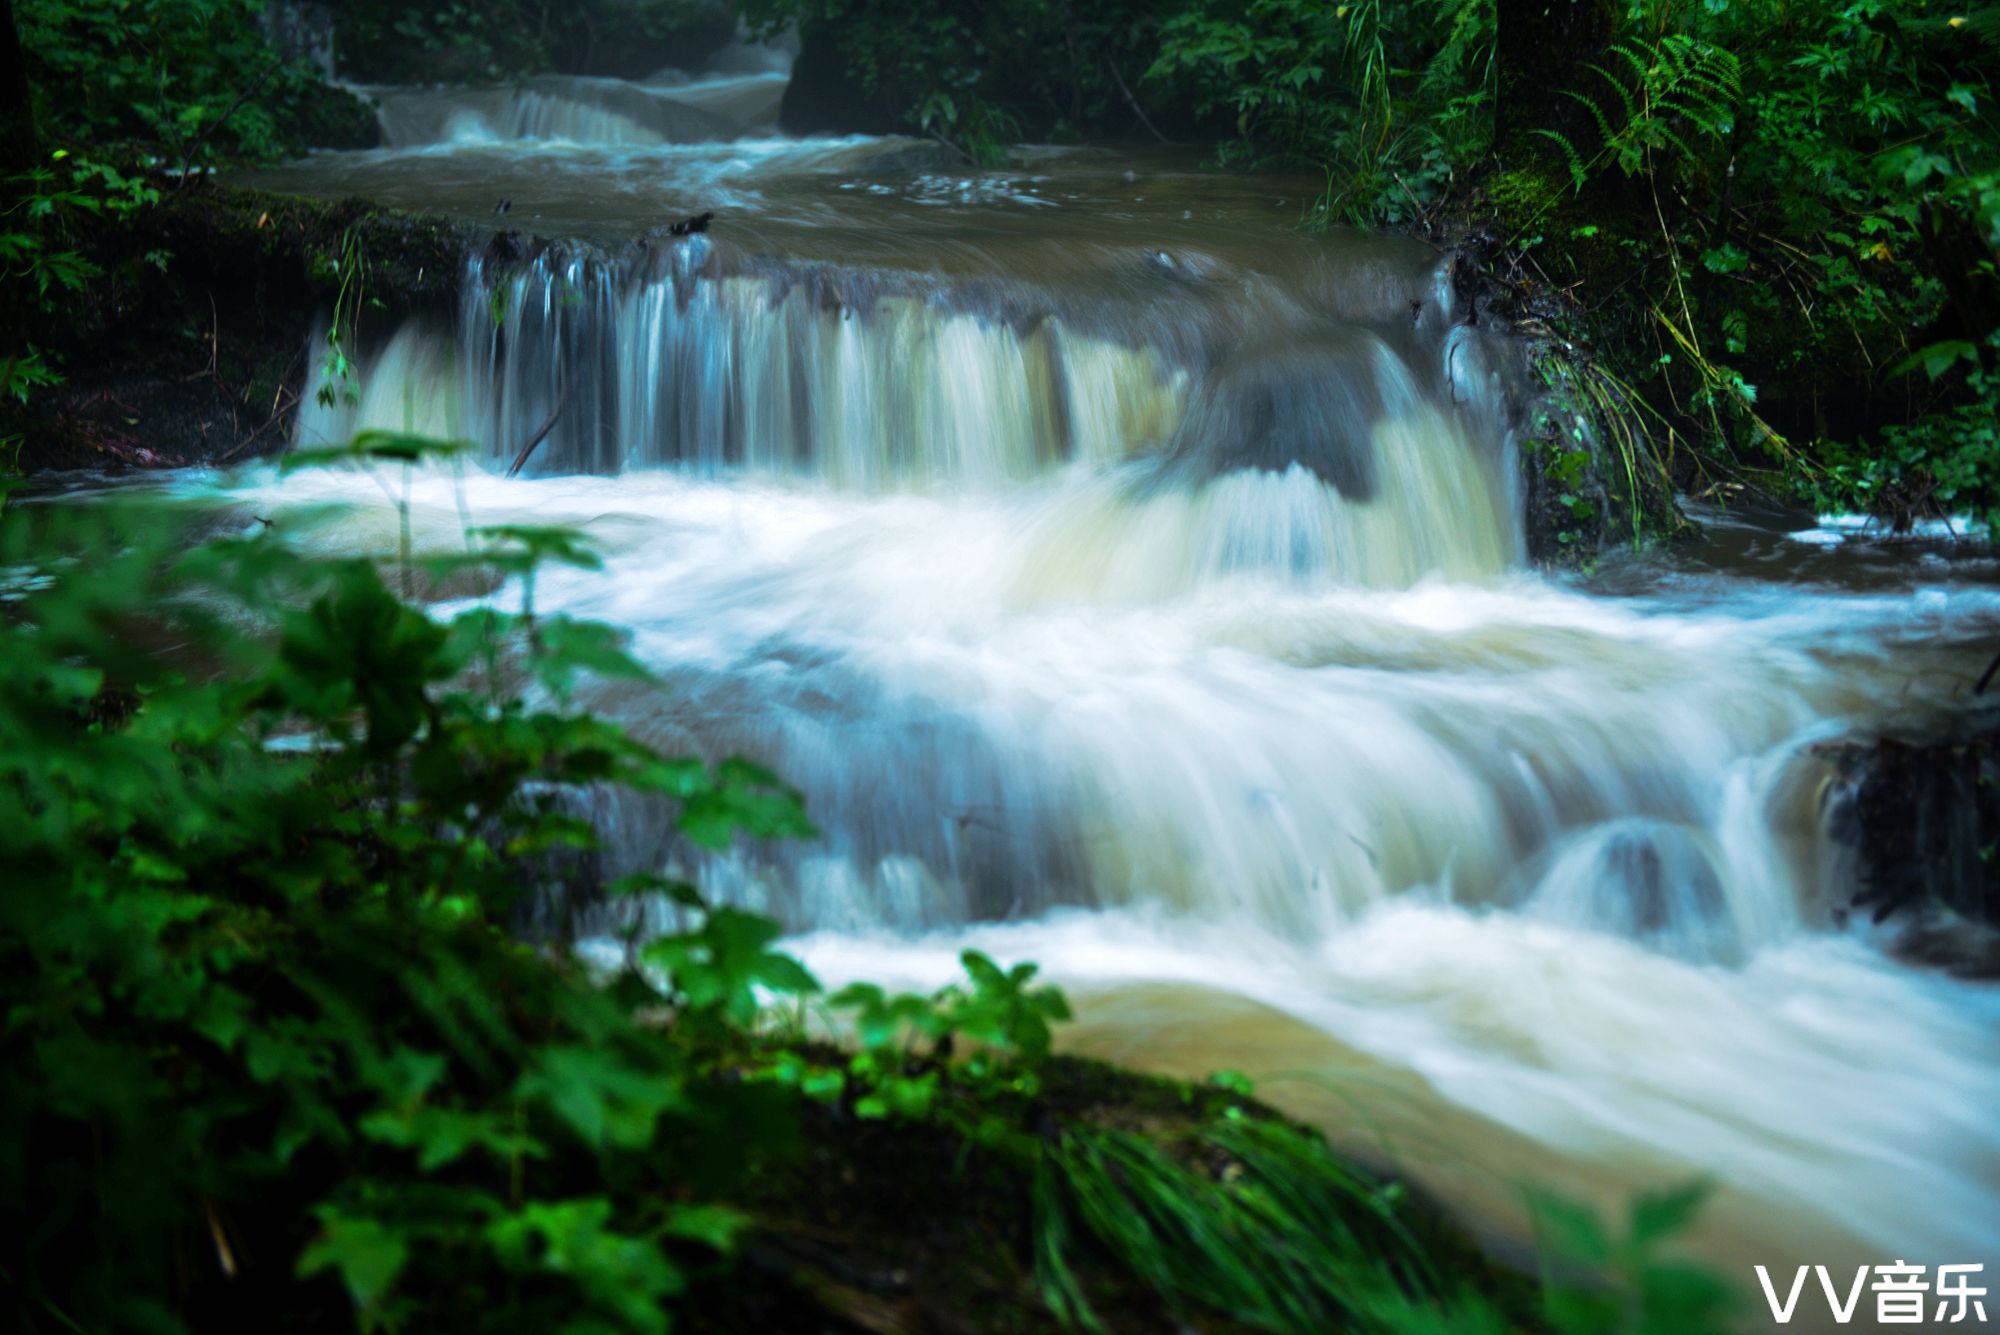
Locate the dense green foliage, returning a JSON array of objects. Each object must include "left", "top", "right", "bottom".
[
  {"left": 1, "top": 151, "right": 159, "bottom": 407},
  {"left": 1159, "top": 0, "right": 2000, "bottom": 535},
  {"left": 329, "top": 0, "right": 734, "bottom": 84},
  {"left": 1148, "top": 0, "right": 1492, "bottom": 224},
  {"left": 740, "top": 0, "right": 1180, "bottom": 160},
  {"left": 17, "top": 0, "right": 375, "bottom": 163},
  {"left": 3, "top": 1, "right": 373, "bottom": 430},
  {"left": 1, "top": 434, "right": 812, "bottom": 1330},
  {"left": 1506, "top": 0, "right": 2000, "bottom": 534}
]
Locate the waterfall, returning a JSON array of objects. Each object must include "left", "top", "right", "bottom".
[
  {"left": 249, "top": 112, "right": 2000, "bottom": 1277},
  {"left": 298, "top": 231, "right": 1522, "bottom": 589}
]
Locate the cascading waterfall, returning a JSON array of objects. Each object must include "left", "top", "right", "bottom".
[
  {"left": 246, "top": 99, "right": 2000, "bottom": 1291},
  {"left": 369, "top": 78, "right": 758, "bottom": 148},
  {"left": 298, "top": 230, "right": 1520, "bottom": 584}
]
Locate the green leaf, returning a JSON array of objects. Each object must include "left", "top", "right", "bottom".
[
  {"left": 297, "top": 1212, "right": 409, "bottom": 1312},
  {"left": 1699, "top": 243, "right": 1748, "bottom": 274},
  {"left": 606, "top": 872, "right": 706, "bottom": 908},
  {"left": 661, "top": 1204, "right": 749, "bottom": 1253},
  {"left": 1527, "top": 1190, "right": 1612, "bottom": 1264},
  {"left": 517, "top": 1047, "right": 684, "bottom": 1150},
  {"left": 1630, "top": 1179, "right": 1710, "bottom": 1248},
  {"left": 1887, "top": 340, "right": 1977, "bottom": 381},
  {"left": 533, "top": 617, "right": 653, "bottom": 697},
  {"left": 281, "top": 431, "right": 473, "bottom": 474},
  {"left": 643, "top": 907, "right": 820, "bottom": 1025},
  {"left": 470, "top": 524, "right": 605, "bottom": 573},
  {"left": 1208, "top": 1070, "right": 1256, "bottom": 1096}
]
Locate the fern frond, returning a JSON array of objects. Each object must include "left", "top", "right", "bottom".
[
  {"left": 1545, "top": 31, "right": 1740, "bottom": 189},
  {"left": 1963, "top": 3, "right": 2000, "bottom": 47},
  {"left": 1587, "top": 58, "right": 1641, "bottom": 125},
  {"left": 1560, "top": 86, "right": 1619, "bottom": 146},
  {"left": 1532, "top": 126, "right": 1590, "bottom": 193}
]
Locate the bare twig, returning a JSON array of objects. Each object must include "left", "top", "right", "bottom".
[
  {"left": 924, "top": 127, "right": 977, "bottom": 167},
  {"left": 1107, "top": 63, "right": 1172, "bottom": 145},
  {"left": 215, "top": 386, "right": 299, "bottom": 463},
  {"left": 1977, "top": 647, "right": 2000, "bottom": 696},
  {"left": 173, "top": 60, "right": 285, "bottom": 191},
  {"left": 1390, "top": 171, "right": 1428, "bottom": 225},
  {"left": 506, "top": 389, "right": 571, "bottom": 478}
]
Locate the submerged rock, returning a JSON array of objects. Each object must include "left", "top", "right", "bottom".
[
  {"left": 1156, "top": 328, "right": 1386, "bottom": 499},
  {"left": 1528, "top": 819, "right": 1742, "bottom": 965}
]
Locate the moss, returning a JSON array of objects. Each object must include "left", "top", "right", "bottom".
[
  {"left": 1485, "top": 163, "right": 1565, "bottom": 241},
  {"left": 2, "top": 176, "right": 480, "bottom": 472},
  {"left": 287, "top": 80, "right": 383, "bottom": 153}
]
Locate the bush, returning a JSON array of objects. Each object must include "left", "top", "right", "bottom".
[
  {"left": 329, "top": 0, "right": 736, "bottom": 84},
  {"left": 18, "top": 0, "right": 376, "bottom": 164},
  {"left": 0, "top": 433, "right": 818, "bottom": 1330},
  {"left": 1498, "top": 0, "right": 2000, "bottom": 529},
  {"left": 739, "top": 0, "right": 1186, "bottom": 160},
  {"left": 1149, "top": 0, "right": 1493, "bottom": 223}
]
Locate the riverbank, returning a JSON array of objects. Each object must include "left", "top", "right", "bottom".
[{"left": 2, "top": 177, "right": 469, "bottom": 471}]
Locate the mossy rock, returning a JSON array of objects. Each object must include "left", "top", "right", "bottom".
[
  {"left": 2, "top": 177, "right": 479, "bottom": 471},
  {"left": 693, "top": 1049, "right": 1532, "bottom": 1333}
]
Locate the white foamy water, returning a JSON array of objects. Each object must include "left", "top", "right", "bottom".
[
  {"left": 219, "top": 86, "right": 2000, "bottom": 1313},
  {"left": 210, "top": 458, "right": 2000, "bottom": 1302}
]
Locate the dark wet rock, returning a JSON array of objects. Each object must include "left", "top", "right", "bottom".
[
  {"left": 331, "top": 2, "right": 734, "bottom": 84},
  {"left": 1526, "top": 819, "right": 1743, "bottom": 966},
  {"left": 1425, "top": 229, "right": 1692, "bottom": 565},
  {"left": 1818, "top": 717, "right": 2000, "bottom": 973},
  {"left": 844, "top": 142, "right": 965, "bottom": 176},
  {"left": 1156, "top": 327, "right": 1386, "bottom": 499},
  {"left": 1588, "top": 825, "right": 1737, "bottom": 963},
  {"left": 778, "top": 25, "right": 900, "bottom": 137},
  {"left": 1884, "top": 909, "right": 2000, "bottom": 981},
  {"left": 290, "top": 79, "right": 383, "bottom": 151},
  {"left": 557, "top": 5, "right": 737, "bottom": 82}
]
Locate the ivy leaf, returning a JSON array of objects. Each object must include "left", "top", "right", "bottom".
[
  {"left": 1887, "top": 340, "right": 1977, "bottom": 381},
  {"left": 516, "top": 1047, "right": 684, "bottom": 1150},
  {"left": 297, "top": 1212, "right": 409, "bottom": 1313}
]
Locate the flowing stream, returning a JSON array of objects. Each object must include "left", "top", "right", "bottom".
[{"left": 221, "top": 53, "right": 2000, "bottom": 1319}]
